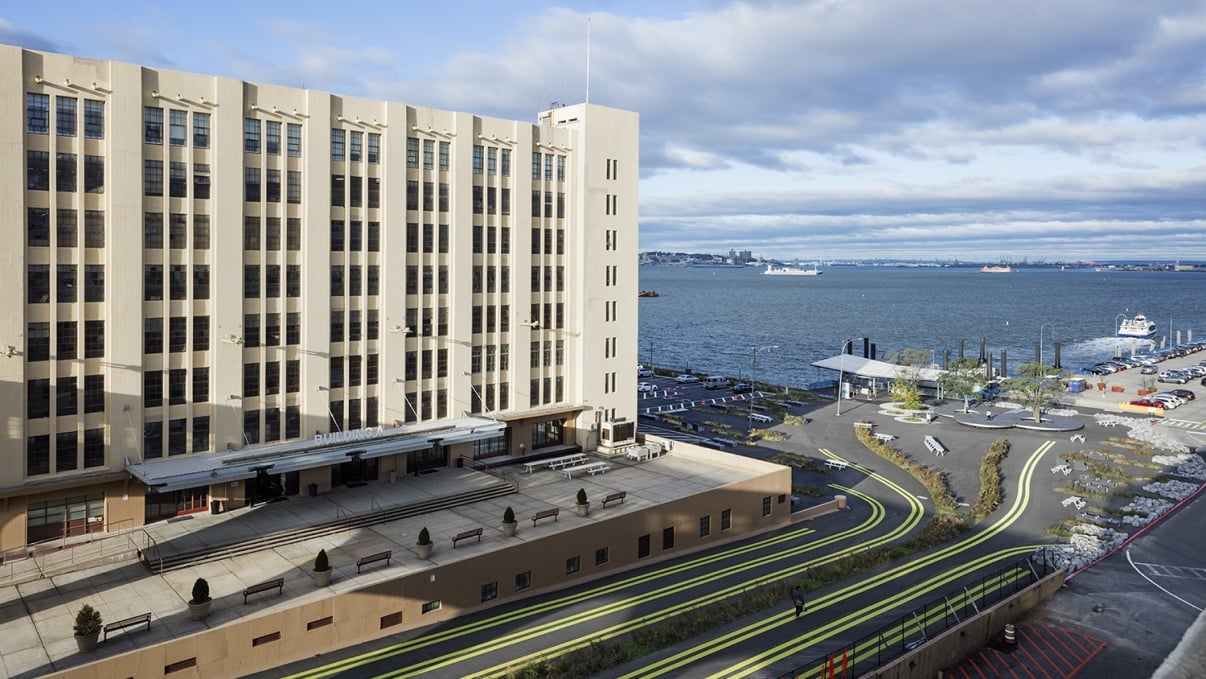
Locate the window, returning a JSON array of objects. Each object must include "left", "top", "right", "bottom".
[
  {"left": 194, "top": 215, "right": 210, "bottom": 249},
  {"left": 83, "top": 375, "right": 104, "bottom": 413},
  {"left": 501, "top": 149, "right": 511, "bottom": 176},
  {"left": 56, "top": 431, "right": 78, "bottom": 471},
  {"left": 84, "top": 99, "right": 105, "bottom": 138},
  {"left": 27, "top": 435, "right": 50, "bottom": 476},
  {"left": 194, "top": 264, "right": 210, "bottom": 299},
  {"left": 144, "top": 265, "right": 163, "bottom": 301},
  {"left": 144, "top": 160, "right": 163, "bottom": 196},
  {"left": 595, "top": 547, "right": 609, "bottom": 566},
  {"left": 638, "top": 534, "right": 651, "bottom": 559},
  {"left": 331, "top": 128, "right": 345, "bottom": 161},
  {"left": 422, "top": 600, "right": 441, "bottom": 614},
  {"left": 84, "top": 428, "right": 105, "bottom": 468},
  {"left": 288, "top": 171, "right": 301, "bottom": 203},
  {"left": 27, "top": 151, "right": 50, "bottom": 190},
  {"left": 144, "top": 212, "right": 163, "bottom": 248},
  {"left": 28, "top": 265, "right": 50, "bottom": 303},
  {"left": 169, "top": 264, "right": 187, "bottom": 300},
  {"left": 515, "top": 571, "right": 531, "bottom": 592},
  {"left": 406, "top": 137, "right": 419, "bottom": 168},
  {"left": 193, "top": 366, "right": 209, "bottom": 403},
  {"left": 565, "top": 555, "right": 580, "bottom": 575},
  {"left": 193, "top": 111, "right": 210, "bottom": 147},
  {"left": 169, "top": 371, "right": 187, "bottom": 406},
  {"left": 244, "top": 265, "right": 260, "bottom": 298},
  {"left": 28, "top": 208, "right": 50, "bottom": 247},
  {"left": 350, "top": 175, "right": 362, "bottom": 207},
  {"left": 85, "top": 265, "right": 104, "bottom": 302},
  {"left": 169, "top": 109, "right": 187, "bottom": 146},
  {"left": 331, "top": 174, "right": 345, "bottom": 206},
  {"left": 144, "top": 421, "right": 162, "bottom": 459},
  {"left": 169, "top": 317, "right": 188, "bottom": 352},
  {"left": 85, "top": 320, "right": 104, "bottom": 358},
  {"left": 265, "top": 361, "right": 280, "bottom": 395},
  {"left": 287, "top": 123, "right": 302, "bottom": 157},
  {"left": 368, "top": 177, "right": 380, "bottom": 208},
  {"left": 84, "top": 156, "right": 104, "bottom": 193},
  {"left": 367, "top": 133, "right": 380, "bottom": 163},
  {"left": 487, "top": 147, "right": 496, "bottom": 175},
  {"left": 557, "top": 155, "right": 566, "bottom": 181},
  {"left": 26, "top": 93, "right": 50, "bottom": 134},
  {"left": 532, "top": 152, "right": 541, "bottom": 179},
  {"left": 244, "top": 118, "right": 261, "bottom": 153},
  {"left": 245, "top": 167, "right": 261, "bottom": 201},
  {"left": 266, "top": 168, "right": 281, "bottom": 202},
  {"left": 144, "top": 317, "right": 163, "bottom": 353},
  {"left": 330, "top": 310, "right": 344, "bottom": 342},
  {"left": 287, "top": 218, "right": 301, "bottom": 250},
  {"left": 57, "top": 97, "right": 77, "bottom": 136},
  {"left": 762, "top": 496, "right": 772, "bottom": 517},
  {"left": 194, "top": 163, "right": 210, "bottom": 198},
  {"left": 144, "top": 370, "right": 162, "bottom": 408},
  {"left": 480, "top": 581, "right": 498, "bottom": 603},
  {"left": 266, "top": 121, "right": 281, "bottom": 155},
  {"left": 28, "top": 379, "right": 51, "bottom": 419},
  {"left": 350, "top": 131, "right": 362, "bottom": 162},
  {"left": 56, "top": 152, "right": 77, "bottom": 192},
  {"left": 170, "top": 161, "right": 187, "bottom": 197},
  {"left": 56, "top": 321, "right": 76, "bottom": 360},
  {"left": 330, "top": 220, "right": 345, "bottom": 251},
  {"left": 144, "top": 107, "right": 163, "bottom": 144},
  {"left": 663, "top": 527, "right": 675, "bottom": 550},
  {"left": 244, "top": 363, "right": 260, "bottom": 398},
  {"left": 439, "top": 141, "right": 450, "bottom": 170},
  {"left": 406, "top": 180, "right": 418, "bottom": 210},
  {"left": 699, "top": 515, "right": 711, "bottom": 538},
  {"left": 27, "top": 322, "right": 50, "bottom": 362},
  {"left": 57, "top": 376, "right": 78, "bottom": 417},
  {"left": 368, "top": 221, "right": 380, "bottom": 252},
  {"left": 473, "top": 145, "right": 484, "bottom": 174},
  {"left": 266, "top": 218, "right": 281, "bottom": 249},
  {"left": 58, "top": 209, "right": 77, "bottom": 247},
  {"left": 194, "top": 316, "right": 210, "bottom": 351}
]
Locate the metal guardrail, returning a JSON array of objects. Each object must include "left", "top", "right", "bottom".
[{"left": 777, "top": 554, "right": 1057, "bottom": 679}]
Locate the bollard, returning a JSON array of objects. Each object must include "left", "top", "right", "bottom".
[
  {"left": 835, "top": 495, "right": 847, "bottom": 510},
  {"left": 1004, "top": 623, "right": 1017, "bottom": 645}
]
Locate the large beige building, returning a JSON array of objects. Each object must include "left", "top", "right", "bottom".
[{"left": 0, "top": 45, "right": 642, "bottom": 554}]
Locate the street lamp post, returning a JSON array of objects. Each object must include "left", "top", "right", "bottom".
[
  {"left": 749, "top": 345, "right": 778, "bottom": 432},
  {"left": 835, "top": 338, "right": 856, "bottom": 417},
  {"left": 1039, "top": 322, "right": 1055, "bottom": 366}
]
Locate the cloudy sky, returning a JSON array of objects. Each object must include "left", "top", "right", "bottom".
[{"left": 5, "top": 1, "right": 1205, "bottom": 261}]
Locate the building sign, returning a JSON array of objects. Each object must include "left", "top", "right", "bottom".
[{"left": 314, "top": 427, "right": 386, "bottom": 446}]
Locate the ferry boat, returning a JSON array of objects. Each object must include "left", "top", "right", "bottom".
[
  {"left": 638, "top": 290, "right": 659, "bottom": 298},
  {"left": 763, "top": 263, "right": 822, "bottom": 276},
  {"left": 979, "top": 265, "right": 1014, "bottom": 273},
  {"left": 1117, "top": 314, "right": 1157, "bottom": 339}
]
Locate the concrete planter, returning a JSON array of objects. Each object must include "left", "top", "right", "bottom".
[
  {"left": 575, "top": 502, "right": 590, "bottom": 517},
  {"left": 74, "top": 632, "right": 99, "bottom": 653},
  {"left": 312, "top": 569, "right": 332, "bottom": 587},
  {"left": 417, "top": 543, "right": 433, "bottom": 559},
  {"left": 188, "top": 599, "right": 212, "bottom": 621},
  {"left": 501, "top": 521, "right": 518, "bottom": 537}
]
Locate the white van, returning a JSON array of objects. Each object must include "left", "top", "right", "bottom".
[{"left": 703, "top": 376, "right": 730, "bottom": 390}]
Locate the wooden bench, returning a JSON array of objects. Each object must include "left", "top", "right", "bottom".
[
  {"left": 924, "top": 435, "right": 948, "bottom": 456},
  {"left": 602, "top": 491, "right": 627, "bottom": 508},
  {"left": 243, "top": 577, "right": 284, "bottom": 604},
  {"left": 532, "top": 508, "right": 560, "bottom": 526},
  {"left": 356, "top": 550, "right": 392, "bottom": 573},
  {"left": 452, "top": 527, "right": 483, "bottom": 548},
  {"left": 102, "top": 612, "right": 151, "bottom": 642},
  {"left": 825, "top": 459, "right": 849, "bottom": 470}
]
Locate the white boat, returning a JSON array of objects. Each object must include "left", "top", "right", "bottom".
[
  {"left": 1117, "top": 314, "right": 1157, "bottom": 339},
  {"left": 763, "top": 263, "right": 822, "bottom": 276}
]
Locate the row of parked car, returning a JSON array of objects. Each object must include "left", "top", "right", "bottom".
[{"left": 1130, "top": 388, "right": 1197, "bottom": 410}]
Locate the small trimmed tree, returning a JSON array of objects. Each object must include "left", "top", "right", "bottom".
[
  {"left": 576, "top": 488, "right": 588, "bottom": 505},
  {"left": 190, "top": 577, "right": 211, "bottom": 604},
  {"left": 503, "top": 506, "right": 516, "bottom": 523},
  {"left": 939, "top": 357, "right": 984, "bottom": 412},
  {"left": 73, "top": 604, "right": 102, "bottom": 637},
  {"left": 314, "top": 549, "right": 331, "bottom": 572},
  {"left": 1004, "top": 362, "right": 1064, "bottom": 423},
  {"left": 417, "top": 527, "right": 432, "bottom": 546}
]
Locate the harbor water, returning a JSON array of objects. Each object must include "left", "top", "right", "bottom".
[{"left": 637, "top": 266, "right": 1206, "bottom": 389}]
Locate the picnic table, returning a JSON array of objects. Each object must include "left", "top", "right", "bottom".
[
  {"left": 825, "top": 459, "right": 849, "bottom": 470},
  {"left": 1061, "top": 496, "right": 1086, "bottom": 509},
  {"left": 873, "top": 433, "right": 896, "bottom": 442},
  {"left": 562, "top": 462, "right": 610, "bottom": 479},
  {"left": 524, "top": 453, "right": 588, "bottom": 473},
  {"left": 1051, "top": 464, "right": 1072, "bottom": 475}
]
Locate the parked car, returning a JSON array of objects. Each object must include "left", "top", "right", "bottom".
[
  {"left": 637, "top": 366, "right": 654, "bottom": 378},
  {"left": 1140, "top": 363, "right": 1158, "bottom": 374},
  {"left": 1150, "top": 394, "right": 1182, "bottom": 409},
  {"left": 1168, "top": 388, "right": 1196, "bottom": 401},
  {"left": 637, "top": 382, "right": 656, "bottom": 393},
  {"left": 732, "top": 383, "right": 753, "bottom": 394},
  {"left": 675, "top": 374, "right": 700, "bottom": 384},
  {"left": 1129, "top": 399, "right": 1162, "bottom": 408},
  {"left": 1158, "top": 371, "right": 1189, "bottom": 384},
  {"left": 1183, "top": 365, "right": 1206, "bottom": 378}
]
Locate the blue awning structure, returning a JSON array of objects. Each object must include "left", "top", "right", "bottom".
[{"left": 124, "top": 416, "right": 507, "bottom": 492}]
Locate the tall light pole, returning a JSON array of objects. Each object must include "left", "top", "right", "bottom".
[
  {"left": 1039, "top": 322, "right": 1054, "bottom": 366},
  {"left": 835, "top": 338, "right": 856, "bottom": 416},
  {"left": 748, "top": 345, "right": 778, "bottom": 432}
]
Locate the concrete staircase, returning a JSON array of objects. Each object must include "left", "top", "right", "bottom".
[{"left": 144, "top": 479, "right": 516, "bottom": 573}]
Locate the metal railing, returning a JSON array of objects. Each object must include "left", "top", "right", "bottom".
[{"left": 777, "top": 554, "right": 1056, "bottom": 679}]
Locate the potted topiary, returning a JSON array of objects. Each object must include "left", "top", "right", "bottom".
[
  {"left": 574, "top": 488, "right": 590, "bottom": 517},
  {"left": 188, "top": 577, "right": 212, "bottom": 620},
  {"left": 313, "top": 548, "right": 332, "bottom": 587},
  {"left": 501, "top": 506, "right": 518, "bottom": 537},
  {"left": 73, "top": 603, "right": 103, "bottom": 652},
  {"left": 416, "top": 527, "right": 433, "bottom": 559}
]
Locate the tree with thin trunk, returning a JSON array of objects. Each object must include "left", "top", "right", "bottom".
[
  {"left": 939, "top": 358, "right": 983, "bottom": 413},
  {"left": 888, "top": 348, "right": 930, "bottom": 410},
  {"left": 1003, "top": 361, "right": 1063, "bottom": 422}
]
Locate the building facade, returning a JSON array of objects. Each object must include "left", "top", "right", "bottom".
[{"left": 0, "top": 46, "right": 640, "bottom": 554}]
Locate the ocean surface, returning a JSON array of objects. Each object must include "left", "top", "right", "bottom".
[{"left": 636, "top": 266, "right": 1206, "bottom": 389}]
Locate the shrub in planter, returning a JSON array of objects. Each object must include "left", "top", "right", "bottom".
[
  {"left": 313, "top": 548, "right": 332, "bottom": 586},
  {"left": 502, "top": 507, "right": 518, "bottom": 536},
  {"left": 188, "top": 577, "right": 212, "bottom": 620},
  {"left": 575, "top": 488, "right": 590, "bottom": 517},
  {"left": 73, "top": 604, "right": 103, "bottom": 652},
  {"left": 416, "top": 527, "right": 433, "bottom": 559}
]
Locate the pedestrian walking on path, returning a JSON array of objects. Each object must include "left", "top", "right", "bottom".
[{"left": 792, "top": 586, "right": 806, "bottom": 618}]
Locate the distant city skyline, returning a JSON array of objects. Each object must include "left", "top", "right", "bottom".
[{"left": 3, "top": 1, "right": 1204, "bottom": 260}]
